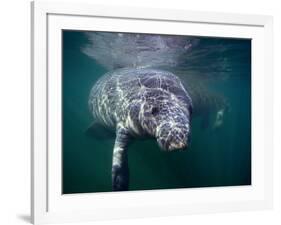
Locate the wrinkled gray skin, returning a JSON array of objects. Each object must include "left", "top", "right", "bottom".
[{"left": 88, "top": 68, "right": 193, "bottom": 191}]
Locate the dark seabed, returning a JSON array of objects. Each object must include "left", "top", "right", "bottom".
[{"left": 62, "top": 31, "right": 251, "bottom": 194}]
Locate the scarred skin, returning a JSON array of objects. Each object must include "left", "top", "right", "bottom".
[{"left": 88, "top": 67, "right": 193, "bottom": 191}]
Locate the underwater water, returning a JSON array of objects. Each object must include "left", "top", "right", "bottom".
[{"left": 62, "top": 31, "right": 251, "bottom": 194}]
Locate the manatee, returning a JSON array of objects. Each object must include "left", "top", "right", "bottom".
[{"left": 88, "top": 68, "right": 193, "bottom": 191}]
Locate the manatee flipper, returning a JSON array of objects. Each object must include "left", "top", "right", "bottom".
[
  {"left": 112, "top": 125, "right": 130, "bottom": 191},
  {"left": 213, "top": 109, "right": 225, "bottom": 129},
  {"left": 85, "top": 122, "right": 115, "bottom": 139}
]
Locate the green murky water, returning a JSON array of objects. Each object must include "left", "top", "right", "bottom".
[{"left": 62, "top": 31, "right": 251, "bottom": 194}]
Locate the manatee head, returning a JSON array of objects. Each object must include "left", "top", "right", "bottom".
[{"left": 139, "top": 89, "right": 192, "bottom": 151}]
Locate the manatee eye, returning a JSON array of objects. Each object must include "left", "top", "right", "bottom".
[{"left": 151, "top": 107, "right": 159, "bottom": 116}]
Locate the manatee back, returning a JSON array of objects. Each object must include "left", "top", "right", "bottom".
[
  {"left": 88, "top": 68, "right": 192, "bottom": 130},
  {"left": 88, "top": 68, "right": 146, "bottom": 128},
  {"left": 118, "top": 68, "right": 192, "bottom": 106},
  {"left": 88, "top": 71, "right": 119, "bottom": 128}
]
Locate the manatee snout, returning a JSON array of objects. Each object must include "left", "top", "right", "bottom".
[{"left": 156, "top": 122, "right": 191, "bottom": 151}]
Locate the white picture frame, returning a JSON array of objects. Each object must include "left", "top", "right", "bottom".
[{"left": 31, "top": 1, "right": 273, "bottom": 224}]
